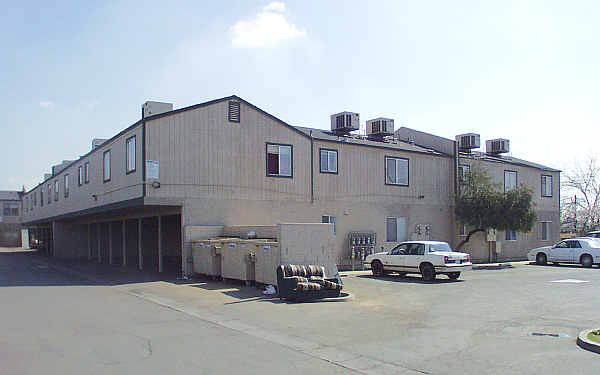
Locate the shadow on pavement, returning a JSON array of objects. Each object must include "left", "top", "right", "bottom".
[{"left": 357, "top": 274, "right": 464, "bottom": 284}]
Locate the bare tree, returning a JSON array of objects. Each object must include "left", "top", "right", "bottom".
[{"left": 561, "top": 155, "right": 600, "bottom": 234}]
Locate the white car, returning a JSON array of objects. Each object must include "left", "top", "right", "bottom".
[
  {"left": 364, "top": 241, "right": 472, "bottom": 281},
  {"left": 527, "top": 238, "right": 600, "bottom": 267}
]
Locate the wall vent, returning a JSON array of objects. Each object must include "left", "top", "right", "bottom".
[
  {"left": 455, "top": 133, "right": 480, "bottom": 151},
  {"left": 330, "top": 112, "right": 359, "bottom": 134},
  {"left": 228, "top": 101, "right": 241, "bottom": 123},
  {"left": 486, "top": 138, "right": 510, "bottom": 155}
]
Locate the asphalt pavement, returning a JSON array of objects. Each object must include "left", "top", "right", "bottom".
[{"left": 1, "top": 247, "right": 599, "bottom": 374}]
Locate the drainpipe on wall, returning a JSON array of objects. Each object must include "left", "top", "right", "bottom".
[
  {"left": 141, "top": 107, "right": 146, "bottom": 198},
  {"left": 310, "top": 130, "right": 314, "bottom": 204}
]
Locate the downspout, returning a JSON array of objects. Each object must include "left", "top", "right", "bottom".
[
  {"left": 453, "top": 140, "right": 459, "bottom": 248},
  {"left": 310, "top": 130, "right": 314, "bottom": 203},
  {"left": 141, "top": 107, "right": 146, "bottom": 198}
]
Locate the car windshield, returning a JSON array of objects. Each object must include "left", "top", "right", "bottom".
[{"left": 429, "top": 243, "right": 453, "bottom": 253}]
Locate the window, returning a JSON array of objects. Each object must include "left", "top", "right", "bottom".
[
  {"left": 64, "top": 174, "right": 69, "bottom": 198},
  {"left": 459, "top": 223, "right": 467, "bottom": 236},
  {"left": 385, "top": 156, "right": 409, "bottom": 186},
  {"left": 103, "top": 150, "right": 111, "bottom": 182},
  {"left": 266, "top": 143, "right": 292, "bottom": 177},
  {"left": 78, "top": 166, "right": 83, "bottom": 186},
  {"left": 386, "top": 217, "right": 408, "bottom": 242},
  {"left": 40, "top": 190, "right": 43, "bottom": 207},
  {"left": 539, "top": 221, "right": 551, "bottom": 241},
  {"left": 322, "top": 215, "right": 337, "bottom": 234},
  {"left": 407, "top": 243, "right": 425, "bottom": 255},
  {"left": 505, "top": 230, "right": 517, "bottom": 241},
  {"left": 47, "top": 184, "right": 52, "bottom": 204},
  {"left": 391, "top": 244, "right": 409, "bottom": 255},
  {"left": 320, "top": 149, "right": 338, "bottom": 174},
  {"left": 23, "top": 197, "right": 27, "bottom": 213},
  {"left": 3, "top": 203, "right": 19, "bottom": 216},
  {"left": 541, "top": 175, "right": 552, "bottom": 197},
  {"left": 85, "top": 162, "right": 90, "bottom": 184},
  {"left": 126, "top": 135, "right": 136, "bottom": 173},
  {"left": 458, "top": 165, "right": 470, "bottom": 184},
  {"left": 504, "top": 170, "right": 517, "bottom": 192},
  {"left": 54, "top": 180, "right": 59, "bottom": 201},
  {"left": 228, "top": 101, "right": 240, "bottom": 122}
]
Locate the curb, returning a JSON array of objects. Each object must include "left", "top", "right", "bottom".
[
  {"left": 472, "top": 263, "right": 515, "bottom": 270},
  {"left": 577, "top": 329, "right": 600, "bottom": 354}
]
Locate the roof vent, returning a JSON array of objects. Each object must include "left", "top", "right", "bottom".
[
  {"left": 330, "top": 112, "right": 359, "bottom": 135},
  {"left": 486, "top": 138, "right": 510, "bottom": 155},
  {"left": 142, "top": 101, "right": 173, "bottom": 118},
  {"left": 92, "top": 138, "right": 108, "bottom": 150},
  {"left": 456, "top": 133, "right": 480, "bottom": 151},
  {"left": 366, "top": 118, "right": 394, "bottom": 140}
]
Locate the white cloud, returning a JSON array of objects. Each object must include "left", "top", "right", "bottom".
[
  {"left": 263, "top": 2, "right": 286, "bottom": 13},
  {"left": 231, "top": 2, "right": 306, "bottom": 48},
  {"left": 39, "top": 100, "right": 55, "bottom": 109}
]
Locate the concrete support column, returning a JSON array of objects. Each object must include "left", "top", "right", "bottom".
[
  {"left": 138, "top": 218, "right": 143, "bottom": 270},
  {"left": 122, "top": 220, "right": 126, "bottom": 267},
  {"left": 108, "top": 222, "right": 113, "bottom": 264},
  {"left": 87, "top": 224, "right": 91, "bottom": 261},
  {"left": 97, "top": 223, "right": 101, "bottom": 263},
  {"left": 158, "top": 216, "right": 163, "bottom": 273}
]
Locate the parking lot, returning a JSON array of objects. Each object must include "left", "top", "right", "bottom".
[{"left": 1, "top": 248, "right": 599, "bottom": 374}]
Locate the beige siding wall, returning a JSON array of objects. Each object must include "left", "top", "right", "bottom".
[
  {"left": 22, "top": 125, "right": 143, "bottom": 224},
  {"left": 457, "top": 157, "right": 561, "bottom": 261},
  {"left": 145, "top": 101, "right": 310, "bottom": 201}
]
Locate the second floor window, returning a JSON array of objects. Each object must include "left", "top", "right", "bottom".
[
  {"left": 54, "top": 180, "right": 59, "bottom": 201},
  {"left": 266, "top": 143, "right": 292, "bottom": 177},
  {"left": 385, "top": 156, "right": 409, "bottom": 186},
  {"left": 320, "top": 149, "right": 338, "bottom": 174},
  {"left": 47, "top": 184, "right": 52, "bottom": 204},
  {"left": 85, "top": 162, "right": 90, "bottom": 184},
  {"left": 504, "top": 170, "right": 517, "bottom": 192},
  {"left": 64, "top": 174, "right": 69, "bottom": 198},
  {"left": 103, "top": 150, "right": 111, "bottom": 182},
  {"left": 541, "top": 175, "right": 552, "bottom": 197},
  {"left": 40, "top": 191, "right": 43, "bottom": 207},
  {"left": 78, "top": 166, "right": 83, "bottom": 186},
  {"left": 321, "top": 215, "right": 337, "bottom": 234},
  {"left": 3, "top": 203, "right": 19, "bottom": 216},
  {"left": 458, "top": 164, "right": 470, "bottom": 184},
  {"left": 126, "top": 135, "right": 136, "bottom": 173}
]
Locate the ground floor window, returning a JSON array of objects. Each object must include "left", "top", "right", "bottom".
[
  {"left": 505, "top": 230, "right": 517, "bottom": 241},
  {"left": 539, "top": 221, "right": 551, "bottom": 241},
  {"left": 322, "top": 215, "right": 337, "bottom": 234},
  {"left": 386, "top": 217, "right": 408, "bottom": 242}
]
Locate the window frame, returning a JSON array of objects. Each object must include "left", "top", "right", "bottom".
[
  {"left": 47, "top": 184, "right": 52, "bottom": 204},
  {"left": 3, "top": 202, "right": 19, "bottom": 216},
  {"left": 505, "top": 230, "right": 517, "bottom": 241},
  {"left": 319, "top": 148, "right": 338, "bottom": 174},
  {"left": 384, "top": 156, "right": 409, "bottom": 186},
  {"left": 54, "top": 180, "right": 59, "bottom": 201},
  {"left": 64, "top": 174, "right": 69, "bottom": 198},
  {"left": 84, "top": 162, "right": 90, "bottom": 184},
  {"left": 458, "top": 164, "right": 470, "bottom": 184},
  {"left": 78, "top": 166, "right": 83, "bottom": 186},
  {"left": 103, "top": 150, "right": 111, "bottom": 183},
  {"left": 540, "top": 221, "right": 552, "bottom": 241},
  {"left": 321, "top": 215, "right": 337, "bottom": 234},
  {"left": 265, "top": 142, "right": 293, "bottom": 178},
  {"left": 541, "top": 174, "right": 553, "bottom": 197},
  {"left": 126, "top": 135, "right": 136, "bottom": 174},
  {"left": 386, "top": 216, "right": 408, "bottom": 242},
  {"left": 504, "top": 170, "right": 517, "bottom": 192}
]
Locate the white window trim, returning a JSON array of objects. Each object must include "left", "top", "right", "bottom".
[{"left": 385, "top": 157, "right": 409, "bottom": 186}]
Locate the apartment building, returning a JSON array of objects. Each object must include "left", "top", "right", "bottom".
[
  {"left": 21, "top": 95, "right": 560, "bottom": 275},
  {"left": 0, "top": 191, "right": 23, "bottom": 247},
  {"left": 396, "top": 128, "right": 560, "bottom": 262}
]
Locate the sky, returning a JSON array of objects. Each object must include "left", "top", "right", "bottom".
[{"left": 2, "top": 0, "right": 599, "bottom": 191}]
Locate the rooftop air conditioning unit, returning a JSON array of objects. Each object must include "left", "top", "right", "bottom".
[
  {"left": 330, "top": 112, "right": 359, "bottom": 134},
  {"left": 142, "top": 101, "right": 174, "bottom": 118},
  {"left": 486, "top": 138, "right": 510, "bottom": 155},
  {"left": 366, "top": 118, "right": 394, "bottom": 138},
  {"left": 455, "top": 133, "right": 480, "bottom": 151}
]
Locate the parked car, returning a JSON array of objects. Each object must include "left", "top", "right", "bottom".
[
  {"left": 584, "top": 231, "right": 600, "bottom": 239},
  {"left": 364, "top": 241, "right": 472, "bottom": 281},
  {"left": 527, "top": 238, "right": 600, "bottom": 267}
]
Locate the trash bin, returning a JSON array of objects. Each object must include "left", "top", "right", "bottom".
[
  {"left": 192, "top": 239, "right": 222, "bottom": 277},
  {"left": 220, "top": 238, "right": 255, "bottom": 283},
  {"left": 253, "top": 240, "right": 280, "bottom": 286}
]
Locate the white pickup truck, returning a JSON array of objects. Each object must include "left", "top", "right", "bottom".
[{"left": 364, "top": 241, "right": 472, "bottom": 281}]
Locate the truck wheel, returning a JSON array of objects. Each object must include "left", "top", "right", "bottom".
[
  {"left": 371, "top": 260, "right": 384, "bottom": 277},
  {"left": 448, "top": 272, "right": 460, "bottom": 280},
  {"left": 420, "top": 263, "right": 436, "bottom": 281}
]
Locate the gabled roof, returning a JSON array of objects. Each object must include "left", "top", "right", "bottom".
[{"left": 0, "top": 191, "right": 21, "bottom": 201}]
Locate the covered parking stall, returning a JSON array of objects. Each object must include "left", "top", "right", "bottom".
[{"left": 27, "top": 203, "right": 183, "bottom": 276}]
